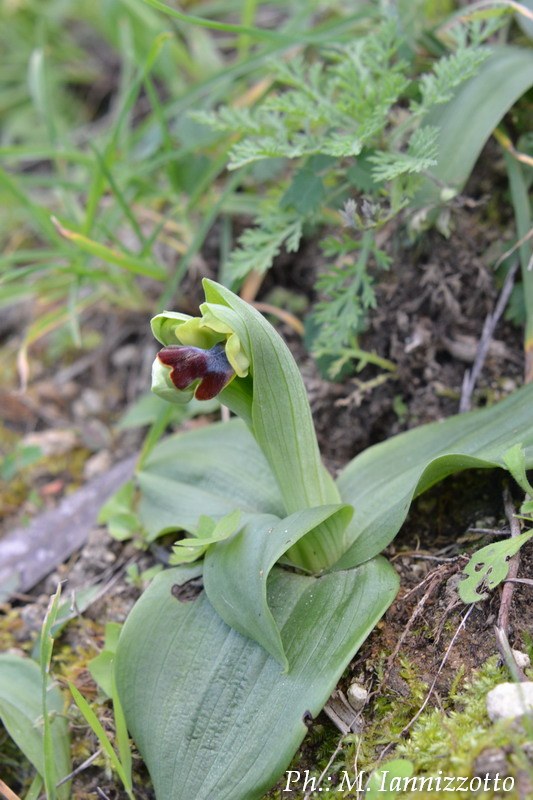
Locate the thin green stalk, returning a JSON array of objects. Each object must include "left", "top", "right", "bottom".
[
  {"left": 503, "top": 150, "right": 533, "bottom": 380},
  {"left": 39, "top": 586, "right": 62, "bottom": 800},
  {"left": 237, "top": 0, "right": 258, "bottom": 58}
]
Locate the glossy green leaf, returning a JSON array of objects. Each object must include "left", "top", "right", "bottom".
[
  {"left": 204, "top": 281, "right": 340, "bottom": 506},
  {"left": 335, "top": 382, "right": 533, "bottom": 568},
  {"left": 116, "top": 559, "right": 398, "bottom": 800},
  {"left": 458, "top": 529, "right": 533, "bottom": 602},
  {"left": 415, "top": 46, "right": 533, "bottom": 205},
  {"left": 204, "top": 505, "right": 353, "bottom": 666},
  {"left": 0, "top": 654, "right": 71, "bottom": 799},
  {"left": 203, "top": 279, "right": 343, "bottom": 570},
  {"left": 137, "top": 419, "right": 284, "bottom": 539}
]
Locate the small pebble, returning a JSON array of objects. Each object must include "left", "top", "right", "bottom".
[
  {"left": 80, "top": 387, "right": 104, "bottom": 414},
  {"left": 83, "top": 450, "right": 112, "bottom": 480},
  {"left": 112, "top": 344, "right": 138, "bottom": 368},
  {"left": 486, "top": 682, "right": 533, "bottom": 722},
  {"left": 512, "top": 650, "right": 531, "bottom": 670},
  {"left": 347, "top": 682, "right": 368, "bottom": 712},
  {"left": 23, "top": 429, "right": 77, "bottom": 457}
]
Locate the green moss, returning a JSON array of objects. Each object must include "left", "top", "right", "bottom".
[
  {"left": 265, "top": 656, "right": 533, "bottom": 799},
  {"left": 394, "top": 658, "right": 532, "bottom": 796},
  {"left": 0, "top": 430, "right": 90, "bottom": 521}
]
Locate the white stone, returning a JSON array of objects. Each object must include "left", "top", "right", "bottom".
[
  {"left": 347, "top": 682, "right": 368, "bottom": 712},
  {"left": 486, "top": 682, "right": 533, "bottom": 722},
  {"left": 512, "top": 650, "right": 531, "bottom": 670}
]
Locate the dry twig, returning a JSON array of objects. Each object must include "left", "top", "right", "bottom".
[
  {"left": 494, "top": 487, "right": 527, "bottom": 680},
  {"left": 0, "top": 780, "right": 21, "bottom": 800},
  {"left": 498, "top": 487, "right": 523, "bottom": 633},
  {"left": 460, "top": 259, "right": 519, "bottom": 412}
]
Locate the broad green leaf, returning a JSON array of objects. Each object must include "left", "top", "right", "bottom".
[
  {"left": 415, "top": 46, "right": 533, "bottom": 205},
  {"left": 203, "top": 279, "right": 343, "bottom": 570},
  {"left": 204, "top": 280, "right": 340, "bottom": 508},
  {"left": 458, "top": 529, "right": 533, "bottom": 602},
  {"left": 204, "top": 505, "right": 353, "bottom": 666},
  {"left": 137, "top": 419, "right": 284, "bottom": 539},
  {"left": 0, "top": 654, "right": 71, "bottom": 799},
  {"left": 335, "top": 382, "right": 533, "bottom": 567},
  {"left": 116, "top": 559, "right": 398, "bottom": 800}
]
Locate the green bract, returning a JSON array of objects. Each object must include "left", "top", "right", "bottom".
[{"left": 116, "top": 279, "right": 533, "bottom": 800}]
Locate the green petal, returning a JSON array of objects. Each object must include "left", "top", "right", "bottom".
[
  {"left": 151, "top": 358, "right": 195, "bottom": 405},
  {"left": 176, "top": 317, "right": 223, "bottom": 349},
  {"left": 225, "top": 332, "right": 250, "bottom": 377}
]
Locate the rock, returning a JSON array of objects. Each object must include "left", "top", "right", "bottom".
[
  {"left": 486, "top": 682, "right": 533, "bottom": 722},
  {"left": 83, "top": 450, "right": 112, "bottom": 480},
  {"left": 22, "top": 428, "right": 77, "bottom": 457},
  {"left": 512, "top": 650, "right": 531, "bottom": 670},
  {"left": 112, "top": 344, "right": 138, "bottom": 368},
  {"left": 80, "top": 387, "right": 104, "bottom": 414},
  {"left": 473, "top": 747, "right": 509, "bottom": 779},
  {"left": 347, "top": 682, "right": 369, "bottom": 712}
]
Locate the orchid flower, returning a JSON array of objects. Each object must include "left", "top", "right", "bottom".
[{"left": 151, "top": 309, "right": 250, "bottom": 404}]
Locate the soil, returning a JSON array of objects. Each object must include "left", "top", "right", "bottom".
[{"left": 1, "top": 152, "right": 533, "bottom": 798}]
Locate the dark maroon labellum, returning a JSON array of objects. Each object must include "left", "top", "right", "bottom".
[{"left": 158, "top": 344, "right": 235, "bottom": 400}]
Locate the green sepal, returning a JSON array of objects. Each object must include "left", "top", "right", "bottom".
[{"left": 151, "top": 311, "right": 192, "bottom": 346}]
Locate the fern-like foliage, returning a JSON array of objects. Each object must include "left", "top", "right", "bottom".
[
  {"left": 225, "top": 202, "right": 302, "bottom": 280},
  {"left": 369, "top": 127, "right": 439, "bottom": 182},
  {"left": 194, "top": 16, "right": 496, "bottom": 369}
]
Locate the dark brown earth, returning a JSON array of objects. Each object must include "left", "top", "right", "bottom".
[{"left": 1, "top": 151, "right": 532, "bottom": 798}]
